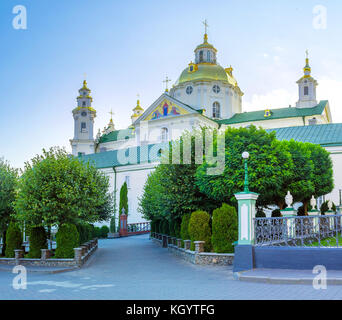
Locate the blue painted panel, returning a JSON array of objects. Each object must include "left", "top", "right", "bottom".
[
  {"left": 233, "top": 245, "right": 254, "bottom": 272},
  {"left": 254, "top": 246, "right": 342, "bottom": 270}
]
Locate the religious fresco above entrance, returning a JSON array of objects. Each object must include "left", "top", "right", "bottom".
[{"left": 145, "top": 99, "right": 189, "bottom": 121}]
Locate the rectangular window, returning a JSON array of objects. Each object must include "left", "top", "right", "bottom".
[
  {"left": 304, "top": 86, "right": 309, "bottom": 96},
  {"left": 81, "top": 122, "right": 86, "bottom": 132},
  {"left": 125, "top": 176, "right": 130, "bottom": 188}
]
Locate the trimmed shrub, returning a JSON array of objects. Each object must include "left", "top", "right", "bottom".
[
  {"left": 211, "top": 204, "right": 238, "bottom": 253},
  {"left": 55, "top": 224, "right": 79, "bottom": 258},
  {"left": 161, "top": 219, "right": 169, "bottom": 235},
  {"left": 174, "top": 219, "right": 181, "bottom": 238},
  {"left": 5, "top": 222, "right": 22, "bottom": 258},
  {"left": 100, "top": 225, "right": 109, "bottom": 238},
  {"left": 256, "top": 209, "right": 266, "bottom": 218},
  {"left": 297, "top": 205, "right": 306, "bottom": 216},
  {"left": 320, "top": 200, "right": 336, "bottom": 214},
  {"left": 27, "top": 226, "right": 47, "bottom": 258},
  {"left": 169, "top": 220, "right": 176, "bottom": 237},
  {"left": 86, "top": 224, "right": 95, "bottom": 240},
  {"left": 271, "top": 209, "right": 282, "bottom": 217},
  {"left": 188, "top": 210, "right": 212, "bottom": 252},
  {"left": 94, "top": 227, "right": 102, "bottom": 238},
  {"left": 155, "top": 220, "right": 161, "bottom": 233},
  {"left": 110, "top": 216, "right": 115, "bottom": 233},
  {"left": 76, "top": 224, "right": 89, "bottom": 245},
  {"left": 180, "top": 213, "right": 191, "bottom": 240}
]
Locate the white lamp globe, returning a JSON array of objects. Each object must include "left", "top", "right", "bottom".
[{"left": 242, "top": 151, "right": 249, "bottom": 159}]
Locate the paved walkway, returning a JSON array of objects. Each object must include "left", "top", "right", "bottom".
[{"left": 0, "top": 234, "right": 342, "bottom": 299}]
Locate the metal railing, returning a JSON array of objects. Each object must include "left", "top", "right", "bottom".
[
  {"left": 127, "top": 222, "right": 151, "bottom": 234},
  {"left": 254, "top": 214, "right": 342, "bottom": 247}
]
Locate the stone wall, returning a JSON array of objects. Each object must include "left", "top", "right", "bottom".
[
  {"left": 0, "top": 238, "right": 98, "bottom": 268},
  {"left": 151, "top": 233, "right": 234, "bottom": 266}
]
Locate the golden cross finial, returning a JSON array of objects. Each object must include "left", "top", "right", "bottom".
[
  {"left": 163, "top": 76, "right": 171, "bottom": 92},
  {"left": 306, "top": 49, "right": 309, "bottom": 59},
  {"left": 109, "top": 109, "right": 114, "bottom": 120},
  {"left": 203, "top": 19, "right": 209, "bottom": 34},
  {"left": 84, "top": 72, "right": 87, "bottom": 80}
]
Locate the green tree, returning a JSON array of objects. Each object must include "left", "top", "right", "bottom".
[
  {"left": 139, "top": 128, "right": 220, "bottom": 223},
  {"left": 0, "top": 159, "right": 18, "bottom": 256},
  {"left": 211, "top": 204, "right": 238, "bottom": 253},
  {"left": 284, "top": 140, "right": 314, "bottom": 212},
  {"left": 110, "top": 215, "right": 116, "bottom": 233},
  {"left": 100, "top": 225, "right": 109, "bottom": 238},
  {"left": 180, "top": 214, "right": 191, "bottom": 240},
  {"left": 119, "top": 182, "right": 128, "bottom": 216},
  {"left": 27, "top": 226, "right": 47, "bottom": 258},
  {"left": 55, "top": 224, "right": 79, "bottom": 258},
  {"left": 15, "top": 147, "right": 113, "bottom": 227},
  {"left": 188, "top": 210, "right": 212, "bottom": 252},
  {"left": 5, "top": 222, "right": 22, "bottom": 258},
  {"left": 195, "top": 126, "right": 293, "bottom": 208}
]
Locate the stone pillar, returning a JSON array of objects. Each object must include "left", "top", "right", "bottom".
[
  {"left": 162, "top": 235, "right": 168, "bottom": 248},
  {"left": 194, "top": 241, "right": 205, "bottom": 253},
  {"left": 81, "top": 245, "right": 88, "bottom": 257},
  {"left": 119, "top": 213, "right": 128, "bottom": 237},
  {"left": 15, "top": 249, "right": 24, "bottom": 265},
  {"left": 233, "top": 191, "right": 259, "bottom": 273},
  {"left": 40, "top": 249, "right": 51, "bottom": 260},
  {"left": 177, "top": 239, "right": 182, "bottom": 248},
  {"left": 167, "top": 236, "right": 172, "bottom": 245},
  {"left": 184, "top": 240, "right": 191, "bottom": 250},
  {"left": 281, "top": 208, "right": 297, "bottom": 239},
  {"left": 74, "top": 248, "right": 83, "bottom": 266}
]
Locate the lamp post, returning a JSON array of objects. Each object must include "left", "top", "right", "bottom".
[{"left": 242, "top": 151, "right": 249, "bottom": 192}]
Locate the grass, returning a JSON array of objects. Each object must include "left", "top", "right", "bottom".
[{"left": 307, "top": 235, "right": 342, "bottom": 247}]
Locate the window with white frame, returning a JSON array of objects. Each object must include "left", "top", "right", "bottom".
[
  {"left": 212, "top": 102, "right": 221, "bottom": 118},
  {"left": 161, "top": 127, "right": 168, "bottom": 142},
  {"left": 125, "top": 175, "right": 130, "bottom": 188}
]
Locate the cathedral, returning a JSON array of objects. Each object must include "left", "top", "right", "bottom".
[{"left": 69, "top": 29, "right": 342, "bottom": 224}]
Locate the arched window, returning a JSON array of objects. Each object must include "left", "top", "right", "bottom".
[
  {"left": 199, "top": 51, "right": 203, "bottom": 62},
  {"left": 161, "top": 127, "right": 168, "bottom": 142},
  {"left": 207, "top": 51, "right": 211, "bottom": 62},
  {"left": 212, "top": 102, "right": 220, "bottom": 118},
  {"left": 304, "top": 86, "right": 309, "bottom": 96}
]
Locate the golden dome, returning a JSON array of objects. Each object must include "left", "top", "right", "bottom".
[{"left": 175, "top": 63, "right": 238, "bottom": 86}]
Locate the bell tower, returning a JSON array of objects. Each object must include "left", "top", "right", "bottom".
[
  {"left": 296, "top": 51, "right": 318, "bottom": 108},
  {"left": 70, "top": 80, "right": 96, "bottom": 156}
]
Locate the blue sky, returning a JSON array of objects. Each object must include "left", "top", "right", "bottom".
[{"left": 1, "top": 0, "right": 342, "bottom": 168}]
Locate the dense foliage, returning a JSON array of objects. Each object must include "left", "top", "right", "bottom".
[
  {"left": 5, "top": 222, "right": 22, "bottom": 257},
  {"left": 15, "top": 147, "right": 113, "bottom": 227},
  {"left": 320, "top": 200, "right": 336, "bottom": 214},
  {"left": 119, "top": 182, "right": 128, "bottom": 215},
  {"left": 188, "top": 210, "right": 212, "bottom": 252},
  {"left": 0, "top": 159, "right": 18, "bottom": 255},
  {"left": 55, "top": 224, "right": 79, "bottom": 258},
  {"left": 180, "top": 214, "right": 191, "bottom": 240},
  {"left": 211, "top": 204, "right": 238, "bottom": 253},
  {"left": 27, "top": 226, "right": 47, "bottom": 258}
]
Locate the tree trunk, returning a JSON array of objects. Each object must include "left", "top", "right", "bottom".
[
  {"left": 277, "top": 201, "right": 284, "bottom": 210},
  {"left": 303, "top": 200, "right": 309, "bottom": 216}
]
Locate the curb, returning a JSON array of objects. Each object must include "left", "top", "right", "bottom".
[{"left": 234, "top": 271, "right": 342, "bottom": 285}]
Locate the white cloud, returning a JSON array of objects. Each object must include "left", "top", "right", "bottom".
[
  {"left": 243, "top": 88, "right": 297, "bottom": 112},
  {"left": 318, "top": 76, "right": 342, "bottom": 122}
]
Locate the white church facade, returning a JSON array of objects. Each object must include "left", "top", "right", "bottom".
[{"left": 70, "top": 30, "right": 342, "bottom": 225}]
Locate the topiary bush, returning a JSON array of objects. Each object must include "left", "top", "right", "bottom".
[
  {"left": 169, "top": 220, "right": 176, "bottom": 237},
  {"left": 320, "top": 200, "right": 336, "bottom": 214},
  {"left": 180, "top": 213, "right": 191, "bottom": 240},
  {"left": 256, "top": 209, "right": 266, "bottom": 218},
  {"left": 100, "top": 225, "right": 109, "bottom": 238},
  {"left": 188, "top": 210, "right": 212, "bottom": 252},
  {"left": 27, "top": 226, "right": 47, "bottom": 258},
  {"left": 161, "top": 219, "right": 169, "bottom": 235},
  {"left": 211, "top": 203, "right": 238, "bottom": 253},
  {"left": 271, "top": 209, "right": 282, "bottom": 217},
  {"left": 55, "top": 224, "right": 79, "bottom": 258},
  {"left": 297, "top": 205, "right": 306, "bottom": 216},
  {"left": 5, "top": 222, "right": 22, "bottom": 258},
  {"left": 174, "top": 219, "right": 181, "bottom": 239}
]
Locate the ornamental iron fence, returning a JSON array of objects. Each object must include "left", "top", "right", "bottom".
[
  {"left": 254, "top": 214, "right": 342, "bottom": 247},
  {"left": 127, "top": 222, "right": 151, "bottom": 234}
]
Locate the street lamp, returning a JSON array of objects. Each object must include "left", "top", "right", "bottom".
[{"left": 242, "top": 151, "right": 249, "bottom": 192}]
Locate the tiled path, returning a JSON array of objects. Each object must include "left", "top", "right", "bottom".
[{"left": 0, "top": 234, "right": 341, "bottom": 299}]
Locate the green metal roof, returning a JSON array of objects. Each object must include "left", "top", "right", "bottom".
[
  {"left": 79, "top": 143, "right": 169, "bottom": 169},
  {"left": 217, "top": 100, "right": 328, "bottom": 125},
  {"left": 98, "top": 128, "right": 135, "bottom": 144},
  {"left": 267, "top": 123, "right": 342, "bottom": 146}
]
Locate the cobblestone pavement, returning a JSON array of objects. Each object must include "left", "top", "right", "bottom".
[{"left": 0, "top": 234, "right": 341, "bottom": 300}]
